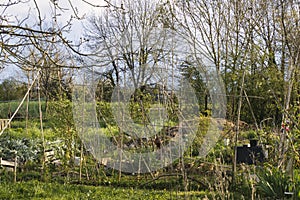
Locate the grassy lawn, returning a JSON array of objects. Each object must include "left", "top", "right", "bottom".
[
  {"left": 0, "top": 180, "right": 168, "bottom": 200},
  {"left": 0, "top": 180, "right": 209, "bottom": 200}
]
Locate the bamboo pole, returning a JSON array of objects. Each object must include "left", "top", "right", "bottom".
[
  {"left": 79, "top": 73, "right": 86, "bottom": 182},
  {"left": 14, "top": 151, "right": 17, "bottom": 183},
  {"left": 79, "top": 142, "right": 83, "bottom": 182},
  {"left": 38, "top": 75, "right": 46, "bottom": 172},
  {"left": 25, "top": 71, "right": 30, "bottom": 135},
  {"left": 233, "top": 71, "right": 245, "bottom": 183}
]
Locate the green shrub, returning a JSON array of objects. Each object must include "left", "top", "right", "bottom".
[
  {"left": 0, "top": 135, "right": 42, "bottom": 164},
  {"left": 293, "top": 170, "right": 300, "bottom": 199},
  {"left": 97, "top": 101, "right": 115, "bottom": 126},
  {"left": 256, "top": 167, "right": 292, "bottom": 199},
  {"left": 18, "top": 171, "right": 42, "bottom": 182},
  {"left": 246, "top": 130, "right": 258, "bottom": 140}
]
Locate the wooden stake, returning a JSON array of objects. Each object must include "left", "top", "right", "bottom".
[
  {"left": 233, "top": 71, "right": 245, "bottom": 183},
  {"left": 38, "top": 75, "right": 46, "bottom": 172},
  {"left": 14, "top": 152, "right": 17, "bottom": 183}
]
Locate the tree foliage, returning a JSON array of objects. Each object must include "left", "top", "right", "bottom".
[{"left": 0, "top": 78, "right": 27, "bottom": 101}]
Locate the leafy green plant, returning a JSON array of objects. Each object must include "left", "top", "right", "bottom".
[
  {"left": 0, "top": 135, "right": 42, "bottom": 164},
  {"left": 97, "top": 101, "right": 115, "bottom": 127},
  {"left": 246, "top": 130, "right": 258, "bottom": 140},
  {"left": 256, "top": 167, "right": 292, "bottom": 199},
  {"left": 293, "top": 170, "right": 300, "bottom": 199}
]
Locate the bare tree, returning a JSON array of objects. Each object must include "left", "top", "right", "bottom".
[
  {"left": 0, "top": 0, "right": 120, "bottom": 71},
  {"left": 274, "top": 0, "right": 300, "bottom": 169},
  {"left": 84, "top": 0, "right": 180, "bottom": 88}
]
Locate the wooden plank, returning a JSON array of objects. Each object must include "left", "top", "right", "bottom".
[
  {"left": 14, "top": 156, "right": 17, "bottom": 183},
  {"left": 45, "top": 150, "right": 55, "bottom": 163},
  {"left": 0, "top": 119, "right": 10, "bottom": 131},
  {"left": 0, "top": 157, "right": 17, "bottom": 183},
  {"left": 0, "top": 158, "right": 16, "bottom": 167},
  {"left": 100, "top": 158, "right": 111, "bottom": 165},
  {"left": 74, "top": 156, "right": 82, "bottom": 166},
  {"left": 45, "top": 150, "right": 55, "bottom": 157}
]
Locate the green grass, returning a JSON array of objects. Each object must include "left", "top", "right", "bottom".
[
  {"left": 4, "top": 120, "right": 58, "bottom": 141},
  {"left": 0, "top": 101, "right": 46, "bottom": 119},
  {"left": 0, "top": 180, "right": 209, "bottom": 200}
]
